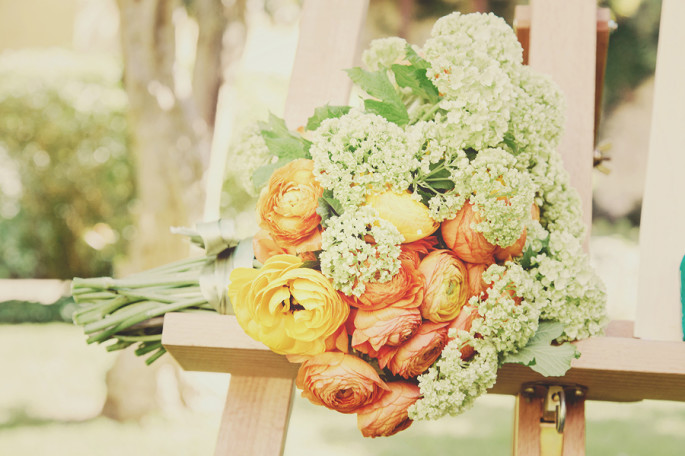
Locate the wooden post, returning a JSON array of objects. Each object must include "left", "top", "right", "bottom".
[
  {"left": 635, "top": 0, "right": 685, "bottom": 342},
  {"left": 527, "top": 0, "right": 597, "bottom": 243}
]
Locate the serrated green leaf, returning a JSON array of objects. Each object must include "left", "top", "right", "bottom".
[
  {"left": 405, "top": 44, "right": 430, "bottom": 70},
  {"left": 364, "top": 99, "right": 409, "bottom": 125},
  {"left": 502, "top": 321, "right": 579, "bottom": 377},
  {"left": 346, "top": 67, "right": 409, "bottom": 125},
  {"left": 258, "top": 113, "right": 311, "bottom": 160},
  {"left": 305, "top": 105, "right": 351, "bottom": 131},
  {"left": 391, "top": 64, "right": 439, "bottom": 103},
  {"left": 346, "top": 67, "right": 402, "bottom": 104}
]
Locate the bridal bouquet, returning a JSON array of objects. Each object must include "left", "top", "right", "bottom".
[{"left": 73, "top": 12, "right": 607, "bottom": 438}]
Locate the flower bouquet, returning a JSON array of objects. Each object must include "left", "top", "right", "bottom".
[{"left": 73, "top": 12, "right": 607, "bottom": 437}]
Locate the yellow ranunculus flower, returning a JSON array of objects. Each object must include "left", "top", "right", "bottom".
[
  {"left": 227, "top": 255, "right": 349, "bottom": 356},
  {"left": 365, "top": 190, "right": 439, "bottom": 243}
]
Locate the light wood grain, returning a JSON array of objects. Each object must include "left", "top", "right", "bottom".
[
  {"left": 562, "top": 395, "right": 585, "bottom": 456},
  {"left": 635, "top": 0, "right": 685, "bottom": 342},
  {"left": 162, "top": 313, "right": 299, "bottom": 378},
  {"left": 528, "top": 0, "right": 597, "bottom": 245},
  {"left": 283, "top": 0, "right": 368, "bottom": 129},
  {"left": 164, "top": 313, "right": 685, "bottom": 402},
  {"left": 214, "top": 376, "right": 295, "bottom": 456},
  {"left": 514, "top": 394, "right": 543, "bottom": 456}
]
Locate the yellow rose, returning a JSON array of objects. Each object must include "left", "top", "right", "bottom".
[
  {"left": 227, "top": 255, "right": 349, "bottom": 356},
  {"left": 365, "top": 190, "right": 439, "bottom": 243}
]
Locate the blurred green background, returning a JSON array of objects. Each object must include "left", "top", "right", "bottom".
[{"left": 2, "top": 0, "right": 683, "bottom": 454}]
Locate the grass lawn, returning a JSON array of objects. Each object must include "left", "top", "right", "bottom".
[{"left": 1, "top": 322, "right": 685, "bottom": 455}]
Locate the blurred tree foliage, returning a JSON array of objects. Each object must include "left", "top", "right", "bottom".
[
  {"left": 0, "top": 50, "right": 134, "bottom": 279},
  {"left": 601, "top": 0, "right": 661, "bottom": 111}
]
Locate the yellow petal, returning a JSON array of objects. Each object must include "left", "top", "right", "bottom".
[{"left": 365, "top": 191, "right": 439, "bottom": 243}]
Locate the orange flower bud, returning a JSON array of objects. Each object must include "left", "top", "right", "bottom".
[
  {"left": 440, "top": 202, "right": 496, "bottom": 264},
  {"left": 377, "top": 321, "right": 449, "bottom": 378},
  {"left": 343, "top": 256, "right": 424, "bottom": 312},
  {"left": 356, "top": 381, "right": 421, "bottom": 437},
  {"left": 351, "top": 305, "right": 422, "bottom": 357}
]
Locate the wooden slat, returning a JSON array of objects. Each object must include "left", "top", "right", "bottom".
[
  {"left": 283, "top": 0, "right": 368, "bottom": 129},
  {"left": 162, "top": 312, "right": 299, "bottom": 378},
  {"left": 528, "top": 0, "right": 597, "bottom": 244},
  {"left": 214, "top": 376, "right": 295, "bottom": 456},
  {"left": 635, "top": 0, "right": 685, "bottom": 342},
  {"left": 164, "top": 313, "right": 685, "bottom": 402},
  {"left": 513, "top": 394, "right": 543, "bottom": 456}
]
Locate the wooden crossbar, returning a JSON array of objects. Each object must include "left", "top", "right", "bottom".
[{"left": 163, "top": 313, "right": 685, "bottom": 403}]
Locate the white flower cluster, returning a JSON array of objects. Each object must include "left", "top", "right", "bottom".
[
  {"left": 230, "top": 124, "right": 273, "bottom": 196},
  {"left": 362, "top": 37, "right": 408, "bottom": 71},
  {"left": 423, "top": 12, "right": 522, "bottom": 150},
  {"left": 310, "top": 110, "right": 420, "bottom": 209},
  {"left": 472, "top": 263, "right": 541, "bottom": 353},
  {"left": 319, "top": 207, "right": 403, "bottom": 297},
  {"left": 466, "top": 148, "right": 535, "bottom": 246},
  {"left": 410, "top": 341, "right": 499, "bottom": 420},
  {"left": 509, "top": 66, "right": 565, "bottom": 155},
  {"left": 528, "top": 231, "right": 608, "bottom": 341}
]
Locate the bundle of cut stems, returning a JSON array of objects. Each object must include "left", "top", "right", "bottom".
[{"left": 72, "top": 255, "right": 215, "bottom": 364}]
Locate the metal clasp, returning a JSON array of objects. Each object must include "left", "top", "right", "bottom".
[{"left": 542, "top": 385, "right": 566, "bottom": 433}]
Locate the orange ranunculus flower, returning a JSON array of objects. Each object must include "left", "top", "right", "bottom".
[
  {"left": 356, "top": 381, "right": 421, "bottom": 438},
  {"left": 351, "top": 305, "right": 422, "bottom": 357},
  {"left": 296, "top": 352, "right": 390, "bottom": 414},
  {"left": 418, "top": 250, "right": 470, "bottom": 323},
  {"left": 227, "top": 255, "right": 349, "bottom": 356},
  {"left": 366, "top": 190, "right": 439, "bottom": 243},
  {"left": 400, "top": 235, "right": 439, "bottom": 265},
  {"left": 253, "top": 229, "right": 318, "bottom": 264},
  {"left": 448, "top": 304, "right": 479, "bottom": 360},
  {"left": 494, "top": 227, "right": 526, "bottom": 262},
  {"left": 466, "top": 263, "right": 489, "bottom": 299},
  {"left": 257, "top": 158, "right": 323, "bottom": 253},
  {"left": 377, "top": 321, "right": 450, "bottom": 378},
  {"left": 343, "top": 256, "right": 425, "bottom": 312},
  {"left": 441, "top": 201, "right": 496, "bottom": 264}
]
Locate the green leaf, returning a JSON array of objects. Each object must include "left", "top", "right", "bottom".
[
  {"left": 502, "top": 321, "right": 580, "bottom": 377},
  {"left": 345, "top": 67, "right": 409, "bottom": 125},
  {"left": 258, "top": 113, "right": 311, "bottom": 160},
  {"left": 391, "top": 64, "right": 439, "bottom": 103},
  {"left": 502, "top": 133, "right": 520, "bottom": 155},
  {"left": 364, "top": 99, "right": 409, "bottom": 126},
  {"left": 251, "top": 158, "right": 290, "bottom": 190},
  {"left": 519, "top": 234, "right": 549, "bottom": 269},
  {"left": 306, "top": 105, "right": 351, "bottom": 131},
  {"left": 320, "top": 189, "right": 343, "bottom": 215},
  {"left": 405, "top": 44, "right": 430, "bottom": 70}
]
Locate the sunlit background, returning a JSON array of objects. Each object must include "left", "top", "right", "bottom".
[{"left": 1, "top": 0, "right": 683, "bottom": 454}]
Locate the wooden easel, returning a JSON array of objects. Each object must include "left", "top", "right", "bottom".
[{"left": 162, "top": 1, "right": 685, "bottom": 454}]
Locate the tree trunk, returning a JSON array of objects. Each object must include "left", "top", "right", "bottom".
[{"left": 106, "top": 0, "right": 241, "bottom": 420}]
